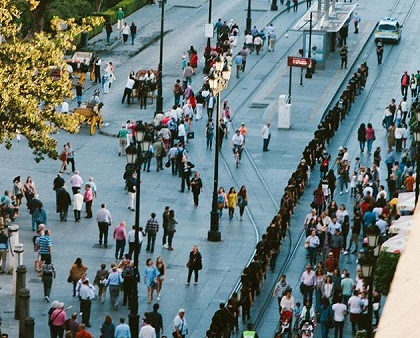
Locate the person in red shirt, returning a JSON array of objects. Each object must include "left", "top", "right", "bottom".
[
  {"left": 404, "top": 171, "right": 415, "bottom": 192},
  {"left": 75, "top": 324, "right": 93, "bottom": 338}
]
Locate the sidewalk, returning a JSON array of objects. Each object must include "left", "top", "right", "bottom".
[{"left": 0, "top": 0, "right": 388, "bottom": 336}]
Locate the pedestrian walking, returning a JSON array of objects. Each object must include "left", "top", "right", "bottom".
[
  {"left": 173, "top": 309, "right": 188, "bottom": 338},
  {"left": 234, "top": 52, "right": 243, "bottom": 78},
  {"left": 376, "top": 42, "right": 383, "bottom": 64},
  {"left": 121, "top": 74, "right": 135, "bottom": 104},
  {"left": 237, "top": 185, "right": 248, "bottom": 221},
  {"left": 122, "top": 23, "right": 129, "bottom": 43},
  {"left": 340, "top": 45, "right": 348, "bottom": 69},
  {"left": 113, "top": 221, "right": 127, "bottom": 260},
  {"left": 205, "top": 119, "right": 215, "bottom": 150},
  {"left": 57, "top": 186, "right": 71, "bottom": 222},
  {"left": 145, "top": 213, "right": 159, "bottom": 253},
  {"left": 186, "top": 245, "right": 202, "bottom": 286},
  {"left": 96, "top": 203, "right": 112, "bottom": 247},
  {"left": 116, "top": 7, "right": 124, "bottom": 30},
  {"left": 70, "top": 170, "right": 83, "bottom": 195},
  {"left": 300, "top": 264, "right": 316, "bottom": 304},
  {"left": 139, "top": 317, "right": 156, "bottom": 338},
  {"left": 272, "top": 274, "right": 290, "bottom": 313},
  {"left": 100, "top": 315, "right": 116, "bottom": 338},
  {"left": 155, "top": 257, "right": 165, "bottom": 300},
  {"left": 73, "top": 189, "right": 83, "bottom": 222},
  {"left": 365, "top": 122, "right": 376, "bottom": 155},
  {"left": 49, "top": 302, "right": 67, "bottom": 338},
  {"left": 227, "top": 187, "right": 238, "bottom": 220},
  {"left": 106, "top": 265, "right": 123, "bottom": 310},
  {"left": 242, "top": 323, "right": 259, "bottom": 338},
  {"left": 161, "top": 206, "right": 170, "bottom": 248},
  {"left": 144, "top": 258, "right": 159, "bottom": 303},
  {"left": 94, "top": 56, "right": 102, "bottom": 84},
  {"left": 41, "top": 257, "right": 56, "bottom": 302},
  {"left": 173, "top": 79, "right": 183, "bottom": 106},
  {"left": 166, "top": 210, "right": 177, "bottom": 251},
  {"left": 293, "top": 0, "right": 298, "bottom": 12},
  {"left": 190, "top": 172, "right": 203, "bottom": 207},
  {"left": 130, "top": 22, "right": 137, "bottom": 45},
  {"left": 357, "top": 123, "right": 367, "bottom": 153},
  {"left": 115, "top": 317, "right": 131, "bottom": 338},
  {"left": 332, "top": 298, "right": 347, "bottom": 338},
  {"left": 93, "top": 263, "right": 109, "bottom": 304},
  {"left": 117, "top": 125, "right": 128, "bottom": 156},
  {"left": 401, "top": 71, "right": 410, "bottom": 97},
  {"left": 0, "top": 229, "right": 8, "bottom": 274},
  {"left": 69, "top": 257, "right": 88, "bottom": 297},
  {"left": 262, "top": 122, "right": 271, "bottom": 151},
  {"left": 146, "top": 303, "right": 163, "bottom": 338}
]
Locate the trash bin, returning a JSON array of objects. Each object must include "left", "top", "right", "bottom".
[{"left": 81, "top": 31, "right": 88, "bottom": 48}]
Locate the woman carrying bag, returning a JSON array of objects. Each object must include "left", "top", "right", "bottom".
[{"left": 186, "top": 245, "right": 202, "bottom": 286}]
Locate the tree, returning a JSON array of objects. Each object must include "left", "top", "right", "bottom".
[
  {"left": 374, "top": 251, "right": 400, "bottom": 295},
  {"left": 0, "top": 0, "right": 103, "bottom": 161}
]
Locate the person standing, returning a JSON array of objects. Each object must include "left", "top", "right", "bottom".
[
  {"left": 130, "top": 22, "right": 137, "bottom": 45},
  {"left": 146, "top": 213, "right": 159, "bottom": 253},
  {"left": 57, "top": 186, "right": 71, "bottom": 222},
  {"left": 205, "top": 119, "right": 215, "bottom": 150},
  {"left": 41, "top": 257, "right": 56, "bottom": 302},
  {"left": 128, "top": 225, "right": 145, "bottom": 259},
  {"left": 113, "top": 221, "right": 127, "bottom": 260},
  {"left": 340, "top": 45, "right": 348, "bottom": 69},
  {"left": 161, "top": 206, "right": 170, "bottom": 248},
  {"left": 357, "top": 123, "right": 367, "bottom": 153},
  {"left": 242, "top": 323, "right": 259, "bottom": 338},
  {"left": 70, "top": 170, "right": 83, "bottom": 195},
  {"left": 121, "top": 74, "right": 135, "bottom": 104},
  {"left": 121, "top": 22, "right": 130, "bottom": 44},
  {"left": 376, "top": 42, "right": 383, "bottom": 65},
  {"left": 155, "top": 257, "right": 165, "bottom": 300},
  {"left": 332, "top": 298, "right": 347, "bottom": 338},
  {"left": 353, "top": 13, "right": 361, "bottom": 33},
  {"left": 96, "top": 203, "right": 112, "bottom": 247},
  {"left": 153, "top": 138, "right": 165, "bottom": 172},
  {"left": 0, "top": 229, "right": 8, "bottom": 274},
  {"left": 173, "top": 79, "right": 183, "bottom": 106},
  {"left": 167, "top": 210, "right": 177, "bottom": 251},
  {"left": 93, "top": 263, "right": 109, "bottom": 303},
  {"left": 293, "top": 0, "right": 298, "bottom": 12},
  {"left": 117, "top": 125, "right": 128, "bottom": 156},
  {"left": 94, "top": 56, "right": 102, "bottom": 84},
  {"left": 186, "top": 245, "right": 202, "bottom": 286},
  {"left": 401, "top": 71, "right": 410, "bottom": 97},
  {"left": 79, "top": 279, "right": 95, "bottom": 327},
  {"left": 73, "top": 189, "right": 83, "bottom": 222},
  {"left": 348, "top": 290, "right": 363, "bottom": 336},
  {"left": 173, "top": 309, "right": 188, "bottom": 338},
  {"left": 144, "top": 258, "right": 159, "bottom": 303},
  {"left": 69, "top": 258, "right": 88, "bottom": 297},
  {"left": 115, "top": 317, "right": 131, "bottom": 338},
  {"left": 305, "top": 230, "right": 320, "bottom": 266},
  {"left": 190, "top": 172, "right": 203, "bottom": 207},
  {"left": 116, "top": 8, "right": 124, "bottom": 31},
  {"left": 147, "top": 303, "right": 164, "bottom": 338},
  {"left": 262, "top": 122, "right": 271, "bottom": 151},
  {"left": 83, "top": 184, "right": 93, "bottom": 218},
  {"left": 75, "top": 323, "right": 93, "bottom": 338},
  {"left": 105, "top": 21, "right": 113, "bottom": 43},
  {"left": 50, "top": 302, "right": 67, "bottom": 338}
]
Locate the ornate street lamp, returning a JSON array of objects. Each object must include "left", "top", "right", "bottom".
[
  {"left": 207, "top": 57, "right": 231, "bottom": 242},
  {"left": 156, "top": 0, "right": 166, "bottom": 114},
  {"left": 126, "top": 123, "right": 152, "bottom": 337}
]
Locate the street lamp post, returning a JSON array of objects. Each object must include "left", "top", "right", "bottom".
[
  {"left": 207, "top": 57, "right": 232, "bottom": 242},
  {"left": 359, "top": 225, "right": 381, "bottom": 338},
  {"left": 305, "top": 12, "right": 313, "bottom": 79},
  {"left": 413, "top": 110, "right": 420, "bottom": 205},
  {"left": 246, "top": 0, "right": 252, "bottom": 33},
  {"left": 125, "top": 124, "right": 152, "bottom": 338},
  {"left": 204, "top": 0, "right": 212, "bottom": 75},
  {"left": 156, "top": 0, "right": 166, "bottom": 114}
]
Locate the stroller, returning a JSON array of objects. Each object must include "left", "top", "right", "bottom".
[
  {"left": 300, "top": 321, "right": 314, "bottom": 338},
  {"left": 279, "top": 310, "right": 293, "bottom": 337}
]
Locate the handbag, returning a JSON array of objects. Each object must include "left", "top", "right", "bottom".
[
  {"left": 67, "top": 275, "right": 73, "bottom": 283},
  {"left": 328, "top": 318, "right": 335, "bottom": 329},
  {"left": 187, "top": 131, "right": 195, "bottom": 139},
  {"left": 165, "top": 159, "right": 171, "bottom": 168}
]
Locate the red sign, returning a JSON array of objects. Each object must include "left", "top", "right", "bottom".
[{"left": 287, "top": 56, "right": 312, "bottom": 68}]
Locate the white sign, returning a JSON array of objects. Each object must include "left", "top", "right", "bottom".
[{"left": 205, "top": 23, "right": 214, "bottom": 38}]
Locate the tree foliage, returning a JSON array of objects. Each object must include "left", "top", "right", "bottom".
[
  {"left": 0, "top": 0, "right": 103, "bottom": 161},
  {"left": 374, "top": 251, "right": 401, "bottom": 295}
]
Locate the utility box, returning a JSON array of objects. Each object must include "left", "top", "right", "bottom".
[{"left": 278, "top": 94, "right": 291, "bottom": 129}]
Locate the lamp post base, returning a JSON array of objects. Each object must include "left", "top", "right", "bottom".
[
  {"left": 271, "top": 0, "right": 278, "bottom": 10},
  {"left": 208, "top": 229, "right": 221, "bottom": 242}
]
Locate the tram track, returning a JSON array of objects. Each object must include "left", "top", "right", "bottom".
[{"left": 215, "top": 0, "right": 418, "bottom": 333}]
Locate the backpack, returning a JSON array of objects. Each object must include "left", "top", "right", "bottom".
[
  {"left": 321, "top": 158, "right": 329, "bottom": 167},
  {"left": 176, "top": 149, "right": 184, "bottom": 162}
]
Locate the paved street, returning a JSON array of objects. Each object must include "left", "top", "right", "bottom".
[{"left": 0, "top": 0, "right": 419, "bottom": 336}]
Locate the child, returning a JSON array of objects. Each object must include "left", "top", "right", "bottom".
[
  {"left": 293, "top": 301, "right": 301, "bottom": 330},
  {"left": 350, "top": 171, "right": 357, "bottom": 197}
]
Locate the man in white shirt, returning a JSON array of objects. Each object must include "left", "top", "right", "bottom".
[
  {"left": 232, "top": 130, "right": 244, "bottom": 160},
  {"left": 348, "top": 290, "right": 363, "bottom": 336},
  {"left": 262, "top": 122, "right": 271, "bottom": 151},
  {"left": 122, "top": 76, "right": 135, "bottom": 104},
  {"left": 139, "top": 317, "right": 156, "bottom": 338},
  {"left": 79, "top": 279, "right": 95, "bottom": 327},
  {"left": 332, "top": 298, "right": 347, "bottom": 338}
]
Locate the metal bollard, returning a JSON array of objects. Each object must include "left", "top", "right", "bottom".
[
  {"left": 18, "top": 288, "right": 30, "bottom": 338},
  {"left": 14, "top": 265, "right": 27, "bottom": 320},
  {"left": 24, "top": 317, "right": 35, "bottom": 338}
]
